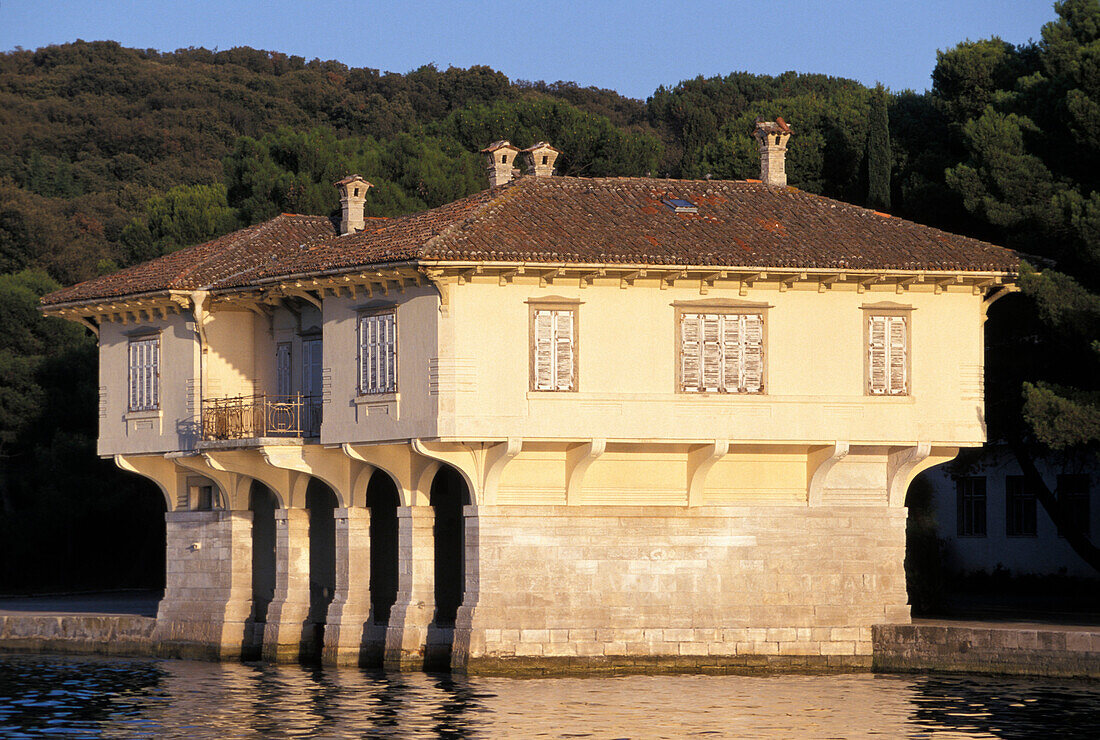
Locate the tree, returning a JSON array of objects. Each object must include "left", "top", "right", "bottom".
[
  {"left": 865, "top": 86, "right": 892, "bottom": 210},
  {"left": 936, "top": 0, "right": 1100, "bottom": 574}
]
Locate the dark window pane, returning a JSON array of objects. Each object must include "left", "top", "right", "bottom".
[
  {"left": 956, "top": 476, "right": 987, "bottom": 537},
  {"left": 1057, "top": 474, "right": 1091, "bottom": 538},
  {"left": 1006, "top": 475, "right": 1037, "bottom": 537}
]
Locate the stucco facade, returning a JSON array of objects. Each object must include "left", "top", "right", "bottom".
[{"left": 42, "top": 135, "right": 1018, "bottom": 671}]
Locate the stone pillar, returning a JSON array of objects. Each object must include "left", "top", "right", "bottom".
[
  {"left": 152, "top": 510, "right": 253, "bottom": 660},
  {"left": 322, "top": 507, "right": 376, "bottom": 665},
  {"left": 383, "top": 506, "right": 436, "bottom": 670},
  {"left": 451, "top": 504, "right": 481, "bottom": 671},
  {"left": 262, "top": 508, "right": 312, "bottom": 662}
]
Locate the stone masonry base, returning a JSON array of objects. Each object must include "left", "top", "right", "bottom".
[{"left": 453, "top": 504, "right": 910, "bottom": 672}]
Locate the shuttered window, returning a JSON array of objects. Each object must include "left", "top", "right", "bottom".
[
  {"left": 680, "top": 312, "right": 764, "bottom": 393},
  {"left": 275, "top": 343, "right": 292, "bottom": 397},
  {"left": 533, "top": 309, "right": 575, "bottom": 391},
  {"left": 868, "top": 315, "right": 907, "bottom": 395},
  {"left": 128, "top": 336, "right": 160, "bottom": 411},
  {"left": 358, "top": 312, "right": 397, "bottom": 394}
]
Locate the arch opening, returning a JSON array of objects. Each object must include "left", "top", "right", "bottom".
[
  {"left": 306, "top": 479, "right": 337, "bottom": 626},
  {"left": 249, "top": 482, "right": 277, "bottom": 624},
  {"left": 430, "top": 466, "right": 470, "bottom": 627},
  {"left": 366, "top": 469, "right": 400, "bottom": 626}
]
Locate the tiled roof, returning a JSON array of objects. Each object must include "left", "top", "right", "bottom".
[
  {"left": 43, "top": 214, "right": 338, "bottom": 305},
  {"left": 42, "top": 177, "right": 1018, "bottom": 306}
]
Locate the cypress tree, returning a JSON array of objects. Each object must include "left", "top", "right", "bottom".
[{"left": 866, "top": 86, "right": 891, "bottom": 210}]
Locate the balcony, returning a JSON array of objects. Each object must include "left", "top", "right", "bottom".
[{"left": 201, "top": 394, "right": 321, "bottom": 441}]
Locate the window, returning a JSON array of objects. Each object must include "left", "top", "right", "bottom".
[
  {"left": 128, "top": 336, "right": 160, "bottom": 411},
  {"left": 358, "top": 312, "right": 396, "bottom": 394},
  {"left": 276, "top": 343, "right": 292, "bottom": 397},
  {"left": 680, "top": 312, "right": 764, "bottom": 393},
  {"left": 1057, "top": 474, "right": 1091, "bottom": 538},
  {"left": 1005, "top": 475, "right": 1037, "bottom": 537},
  {"left": 868, "top": 314, "right": 908, "bottom": 395},
  {"left": 956, "top": 476, "right": 987, "bottom": 537},
  {"left": 532, "top": 308, "right": 575, "bottom": 391}
]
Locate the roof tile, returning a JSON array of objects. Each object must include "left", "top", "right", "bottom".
[{"left": 42, "top": 177, "right": 1018, "bottom": 306}]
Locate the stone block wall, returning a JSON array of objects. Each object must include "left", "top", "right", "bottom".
[
  {"left": 152, "top": 510, "right": 253, "bottom": 659},
  {"left": 454, "top": 504, "right": 908, "bottom": 673}
]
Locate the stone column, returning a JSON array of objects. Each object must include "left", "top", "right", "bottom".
[
  {"left": 152, "top": 510, "right": 253, "bottom": 660},
  {"left": 322, "top": 507, "right": 374, "bottom": 665},
  {"left": 262, "top": 508, "right": 312, "bottom": 662},
  {"left": 383, "top": 506, "right": 436, "bottom": 671},
  {"left": 451, "top": 504, "right": 481, "bottom": 671}
]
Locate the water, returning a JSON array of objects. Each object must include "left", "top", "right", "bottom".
[{"left": 0, "top": 653, "right": 1098, "bottom": 738}]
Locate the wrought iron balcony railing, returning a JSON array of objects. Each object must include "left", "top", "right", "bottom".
[{"left": 201, "top": 394, "right": 321, "bottom": 441}]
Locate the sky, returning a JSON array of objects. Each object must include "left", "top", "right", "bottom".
[{"left": 1, "top": 1, "right": 1060, "bottom": 99}]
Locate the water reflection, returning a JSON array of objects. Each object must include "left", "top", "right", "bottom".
[{"left": 0, "top": 653, "right": 1097, "bottom": 738}]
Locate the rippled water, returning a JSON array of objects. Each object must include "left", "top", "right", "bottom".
[{"left": 0, "top": 653, "right": 1098, "bottom": 738}]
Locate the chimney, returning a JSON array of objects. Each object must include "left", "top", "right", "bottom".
[
  {"left": 481, "top": 140, "right": 521, "bottom": 187},
  {"left": 334, "top": 175, "right": 373, "bottom": 235},
  {"left": 753, "top": 117, "right": 792, "bottom": 187},
  {"left": 522, "top": 142, "right": 561, "bottom": 177}
]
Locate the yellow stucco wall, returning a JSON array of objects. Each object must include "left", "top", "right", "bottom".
[{"left": 442, "top": 276, "right": 985, "bottom": 446}]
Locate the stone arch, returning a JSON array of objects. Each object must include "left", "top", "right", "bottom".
[
  {"left": 114, "top": 454, "right": 177, "bottom": 511},
  {"left": 430, "top": 464, "right": 471, "bottom": 627},
  {"left": 365, "top": 468, "right": 401, "bottom": 626}
]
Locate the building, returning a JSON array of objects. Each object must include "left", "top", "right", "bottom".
[
  {"left": 921, "top": 446, "right": 1096, "bottom": 578},
  {"left": 40, "top": 126, "right": 1019, "bottom": 672}
]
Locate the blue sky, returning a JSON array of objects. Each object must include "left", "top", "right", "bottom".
[{"left": 1, "top": 1, "right": 1059, "bottom": 99}]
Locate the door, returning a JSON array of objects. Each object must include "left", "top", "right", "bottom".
[{"left": 302, "top": 337, "right": 322, "bottom": 436}]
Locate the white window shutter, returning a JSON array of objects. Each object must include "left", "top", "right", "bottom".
[
  {"left": 888, "top": 316, "right": 907, "bottom": 394},
  {"left": 869, "top": 316, "right": 888, "bottom": 394},
  {"left": 369, "top": 317, "right": 380, "bottom": 392},
  {"left": 128, "top": 338, "right": 159, "bottom": 411},
  {"left": 554, "top": 311, "right": 574, "bottom": 390},
  {"left": 534, "top": 310, "right": 554, "bottom": 390},
  {"left": 150, "top": 340, "right": 159, "bottom": 408},
  {"left": 384, "top": 313, "right": 396, "bottom": 392},
  {"left": 742, "top": 314, "right": 764, "bottom": 393},
  {"left": 680, "top": 313, "right": 702, "bottom": 391},
  {"left": 129, "top": 341, "right": 139, "bottom": 410},
  {"left": 357, "top": 317, "right": 368, "bottom": 392},
  {"left": 701, "top": 314, "right": 722, "bottom": 392},
  {"left": 277, "top": 344, "right": 291, "bottom": 397},
  {"left": 721, "top": 314, "right": 742, "bottom": 391}
]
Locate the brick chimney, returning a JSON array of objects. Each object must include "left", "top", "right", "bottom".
[
  {"left": 522, "top": 142, "right": 561, "bottom": 177},
  {"left": 753, "top": 118, "right": 792, "bottom": 187},
  {"left": 482, "top": 141, "right": 521, "bottom": 187},
  {"left": 334, "top": 175, "right": 373, "bottom": 235}
]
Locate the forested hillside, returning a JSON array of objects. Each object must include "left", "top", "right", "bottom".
[{"left": 2, "top": 0, "right": 1099, "bottom": 591}]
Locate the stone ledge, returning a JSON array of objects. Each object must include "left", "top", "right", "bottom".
[
  {"left": 872, "top": 620, "right": 1100, "bottom": 680},
  {"left": 457, "top": 653, "right": 871, "bottom": 677}
]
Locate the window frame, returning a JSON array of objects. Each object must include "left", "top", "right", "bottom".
[
  {"left": 956, "top": 476, "right": 987, "bottom": 538},
  {"left": 861, "top": 302, "right": 914, "bottom": 397},
  {"left": 1005, "top": 475, "right": 1038, "bottom": 538},
  {"left": 527, "top": 297, "right": 582, "bottom": 392},
  {"left": 357, "top": 306, "right": 398, "bottom": 396},
  {"left": 673, "top": 300, "right": 770, "bottom": 395},
  {"left": 127, "top": 332, "right": 161, "bottom": 412},
  {"left": 1056, "top": 473, "right": 1091, "bottom": 538}
]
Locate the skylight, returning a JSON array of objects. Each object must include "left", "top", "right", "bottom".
[{"left": 663, "top": 198, "right": 698, "bottom": 214}]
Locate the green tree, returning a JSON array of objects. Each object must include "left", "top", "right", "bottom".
[
  {"left": 121, "top": 183, "right": 238, "bottom": 262},
  {"left": 936, "top": 0, "right": 1100, "bottom": 573},
  {"left": 866, "top": 86, "right": 892, "bottom": 210}
]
